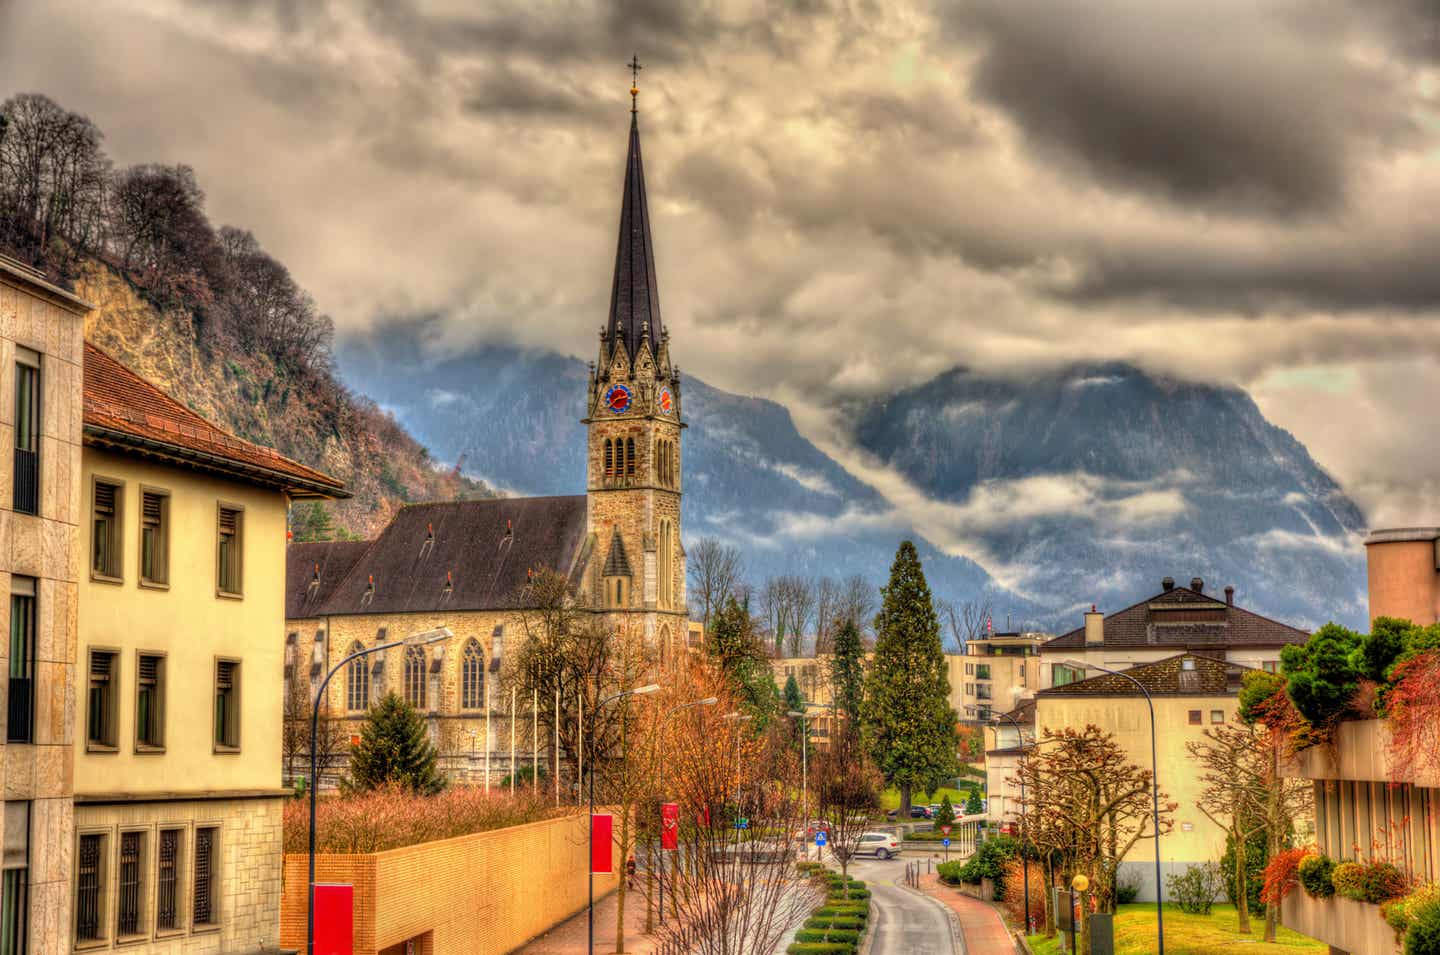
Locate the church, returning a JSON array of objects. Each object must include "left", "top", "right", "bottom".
[{"left": 284, "top": 95, "right": 691, "bottom": 780}]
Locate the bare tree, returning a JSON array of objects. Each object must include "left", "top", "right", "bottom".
[
  {"left": 687, "top": 537, "right": 744, "bottom": 631},
  {"left": 815, "top": 717, "right": 882, "bottom": 881},
  {"left": 282, "top": 671, "right": 349, "bottom": 788},
  {"left": 837, "top": 574, "right": 876, "bottom": 640},
  {"left": 937, "top": 596, "right": 993, "bottom": 653},
  {"left": 216, "top": 226, "right": 334, "bottom": 370},
  {"left": 109, "top": 162, "right": 220, "bottom": 307},
  {"left": 813, "top": 577, "right": 841, "bottom": 655}
]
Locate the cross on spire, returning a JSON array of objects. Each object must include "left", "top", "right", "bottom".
[{"left": 628, "top": 54, "right": 643, "bottom": 113}]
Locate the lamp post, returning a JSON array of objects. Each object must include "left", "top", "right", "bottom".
[
  {"left": 1064, "top": 659, "right": 1165, "bottom": 955},
  {"left": 787, "top": 701, "right": 837, "bottom": 862},
  {"left": 657, "top": 696, "right": 717, "bottom": 923},
  {"left": 307, "top": 626, "right": 451, "bottom": 955},
  {"left": 587, "top": 683, "right": 661, "bottom": 955}
]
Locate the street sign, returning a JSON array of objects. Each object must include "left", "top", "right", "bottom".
[
  {"left": 942, "top": 838, "right": 950, "bottom": 847},
  {"left": 940, "top": 825, "right": 952, "bottom": 836},
  {"left": 735, "top": 817, "right": 749, "bottom": 830},
  {"left": 815, "top": 831, "right": 827, "bottom": 847}
]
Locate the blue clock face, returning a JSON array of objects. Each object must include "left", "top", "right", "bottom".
[{"left": 604, "top": 384, "right": 633, "bottom": 414}]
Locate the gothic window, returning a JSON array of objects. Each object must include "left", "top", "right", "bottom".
[
  {"left": 671, "top": 441, "right": 679, "bottom": 487},
  {"left": 346, "top": 642, "right": 369, "bottom": 711},
  {"left": 461, "top": 640, "right": 484, "bottom": 710},
  {"left": 626, "top": 438, "right": 636, "bottom": 476},
  {"left": 404, "top": 646, "right": 427, "bottom": 709},
  {"left": 604, "top": 439, "right": 613, "bottom": 477},
  {"left": 658, "top": 519, "right": 674, "bottom": 608}
]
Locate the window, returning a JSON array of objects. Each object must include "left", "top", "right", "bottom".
[
  {"left": 12, "top": 351, "right": 38, "bottom": 516},
  {"left": 1187, "top": 710, "right": 1201, "bottom": 725},
  {"left": 214, "top": 660, "right": 239, "bottom": 751},
  {"left": 6, "top": 582, "right": 35, "bottom": 744},
  {"left": 116, "top": 831, "right": 144, "bottom": 938},
  {"left": 140, "top": 489, "right": 169, "bottom": 586},
  {"left": 216, "top": 505, "right": 243, "bottom": 596},
  {"left": 345, "top": 643, "right": 369, "bottom": 712},
  {"left": 1210, "top": 709, "right": 1225, "bottom": 724},
  {"left": 1052, "top": 663, "right": 1083, "bottom": 687},
  {"left": 193, "top": 828, "right": 216, "bottom": 927},
  {"left": 76, "top": 833, "right": 105, "bottom": 942},
  {"left": 136, "top": 654, "right": 164, "bottom": 750},
  {"left": 1, "top": 803, "right": 29, "bottom": 955},
  {"left": 404, "top": 646, "right": 427, "bottom": 709},
  {"left": 604, "top": 438, "right": 614, "bottom": 477},
  {"left": 87, "top": 649, "right": 118, "bottom": 750},
  {"left": 1181, "top": 658, "right": 1197, "bottom": 671},
  {"left": 976, "top": 664, "right": 991, "bottom": 680},
  {"left": 625, "top": 438, "right": 636, "bottom": 476},
  {"left": 91, "top": 480, "right": 123, "bottom": 580},
  {"left": 461, "top": 640, "right": 484, "bottom": 710},
  {"left": 156, "top": 829, "right": 181, "bottom": 932},
  {"left": 1261, "top": 660, "right": 1279, "bottom": 674},
  {"left": 965, "top": 663, "right": 973, "bottom": 675},
  {"left": 658, "top": 519, "right": 674, "bottom": 608}
]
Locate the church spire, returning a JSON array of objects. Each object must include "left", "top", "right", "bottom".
[{"left": 605, "top": 60, "right": 664, "bottom": 365}]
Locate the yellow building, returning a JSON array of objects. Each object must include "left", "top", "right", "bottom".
[
  {"left": 952, "top": 630, "right": 1045, "bottom": 724},
  {"left": 74, "top": 342, "right": 344, "bottom": 953},
  {"left": 1034, "top": 652, "right": 1251, "bottom": 902},
  {"left": 0, "top": 254, "right": 89, "bottom": 955}
]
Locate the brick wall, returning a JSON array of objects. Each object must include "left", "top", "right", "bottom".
[{"left": 280, "top": 812, "right": 618, "bottom": 955}]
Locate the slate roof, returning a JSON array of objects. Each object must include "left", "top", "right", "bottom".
[
  {"left": 1036, "top": 653, "right": 1251, "bottom": 698},
  {"left": 604, "top": 113, "right": 665, "bottom": 362},
  {"left": 286, "top": 540, "right": 372, "bottom": 619},
  {"left": 306, "top": 496, "right": 591, "bottom": 616},
  {"left": 83, "top": 342, "right": 346, "bottom": 499},
  {"left": 601, "top": 529, "right": 633, "bottom": 577},
  {"left": 1041, "top": 583, "right": 1307, "bottom": 651}
]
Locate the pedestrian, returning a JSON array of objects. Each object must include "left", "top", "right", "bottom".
[{"left": 626, "top": 855, "right": 636, "bottom": 890}]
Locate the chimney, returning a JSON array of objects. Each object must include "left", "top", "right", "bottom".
[
  {"left": 1191, "top": 577, "right": 1204, "bottom": 593},
  {"left": 1084, "top": 604, "right": 1104, "bottom": 647},
  {"left": 1161, "top": 576, "right": 1175, "bottom": 592},
  {"left": 1224, "top": 585, "right": 1235, "bottom": 606}
]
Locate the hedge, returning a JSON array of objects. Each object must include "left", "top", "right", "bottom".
[
  {"left": 787, "top": 945, "right": 854, "bottom": 955},
  {"left": 796, "top": 929, "right": 861, "bottom": 945}
]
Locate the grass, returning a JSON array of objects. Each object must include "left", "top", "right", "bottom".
[
  {"left": 878, "top": 786, "right": 981, "bottom": 811},
  {"left": 1024, "top": 904, "right": 1327, "bottom": 955}
]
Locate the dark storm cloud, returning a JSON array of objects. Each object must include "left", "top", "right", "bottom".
[{"left": 949, "top": 0, "right": 1417, "bottom": 217}]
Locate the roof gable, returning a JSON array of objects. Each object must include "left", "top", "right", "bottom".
[
  {"left": 1037, "top": 652, "right": 1251, "bottom": 698},
  {"left": 1041, "top": 584, "right": 1307, "bottom": 651}
]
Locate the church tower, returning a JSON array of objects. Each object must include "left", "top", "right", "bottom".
[{"left": 584, "top": 75, "right": 686, "bottom": 654}]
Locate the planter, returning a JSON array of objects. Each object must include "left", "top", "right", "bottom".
[
  {"left": 1287, "top": 719, "right": 1440, "bottom": 788},
  {"left": 1281, "top": 889, "right": 1401, "bottom": 955}
]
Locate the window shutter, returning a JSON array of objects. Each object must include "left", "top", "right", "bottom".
[
  {"left": 94, "top": 483, "right": 116, "bottom": 515},
  {"left": 142, "top": 491, "right": 162, "bottom": 524},
  {"left": 216, "top": 660, "right": 235, "bottom": 690},
  {"left": 219, "top": 508, "right": 239, "bottom": 535},
  {"left": 139, "top": 655, "right": 159, "bottom": 683},
  {"left": 91, "top": 652, "right": 112, "bottom": 679}
]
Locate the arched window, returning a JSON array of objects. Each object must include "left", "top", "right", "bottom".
[
  {"left": 671, "top": 441, "right": 679, "bottom": 487},
  {"left": 659, "top": 624, "right": 673, "bottom": 666},
  {"left": 404, "top": 646, "right": 427, "bottom": 709},
  {"left": 658, "top": 519, "right": 673, "bottom": 608},
  {"left": 626, "top": 438, "right": 636, "bottom": 476},
  {"left": 461, "top": 639, "right": 484, "bottom": 710},
  {"left": 660, "top": 441, "right": 669, "bottom": 486},
  {"left": 346, "top": 642, "right": 370, "bottom": 711},
  {"left": 604, "top": 438, "right": 613, "bottom": 477}
]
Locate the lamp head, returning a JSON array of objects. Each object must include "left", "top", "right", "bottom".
[
  {"left": 1071, "top": 874, "right": 1090, "bottom": 893},
  {"left": 786, "top": 710, "right": 805, "bottom": 718},
  {"left": 406, "top": 627, "right": 453, "bottom": 646},
  {"left": 1061, "top": 658, "right": 1088, "bottom": 670},
  {"left": 630, "top": 684, "right": 661, "bottom": 697},
  {"left": 697, "top": 697, "right": 718, "bottom": 706}
]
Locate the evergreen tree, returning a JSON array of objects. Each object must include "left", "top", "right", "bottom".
[
  {"left": 783, "top": 674, "right": 805, "bottom": 746},
  {"left": 830, "top": 618, "right": 866, "bottom": 730},
  {"left": 965, "top": 789, "right": 984, "bottom": 816},
  {"left": 345, "top": 692, "right": 444, "bottom": 795},
  {"left": 863, "top": 540, "right": 957, "bottom": 815},
  {"left": 706, "top": 596, "right": 780, "bottom": 726},
  {"left": 290, "top": 501, "right": 337, "bottom": 542},
  {"left": 936, "top": 794, "right": 956, "bottom": 826}
]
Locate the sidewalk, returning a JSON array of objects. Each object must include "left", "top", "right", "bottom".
[
  {"left": 516, "top": 883, "right": 661, "bottom": 955},
  {"left": 916, "top": 873, "right": 1014, "bottom": 955}
]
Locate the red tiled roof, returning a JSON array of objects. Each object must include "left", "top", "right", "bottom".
[{"left": 82, "top": 342, "right": 346, "bottom": 497}]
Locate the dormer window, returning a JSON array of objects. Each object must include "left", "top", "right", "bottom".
[{"left": 1182, "top": 658, "right": 1196, "bottom": 671}]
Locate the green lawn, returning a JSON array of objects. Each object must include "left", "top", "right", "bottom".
[
  {"left": 1025, "top": 904, "right": 1326, "bottom": 955},
  {"left": 878, "top": 785, "right": 983, "bottom": 811}
]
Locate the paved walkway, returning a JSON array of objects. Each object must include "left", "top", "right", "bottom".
[
  {"left": 849, "top": 857, "right": 958, "bottom": 955},
  {"left": 516, "top": 882, "right": 660, "bottom": 955},
  {"left": 916, "top": 873, "right": 1015, "bottom": 955}
]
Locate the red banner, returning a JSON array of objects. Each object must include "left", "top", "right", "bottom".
[
  {"left": 661, "top": 803, "right": 680, "bottom": 851},
  {"left": 696, "top": 805, "right": 711, "bottom": 828},
  {"left": 591, "top": 813, "right": 614, "bottom": 874},
  {"left": 313, "top": 883, "right": 354, "bottom": 955}
]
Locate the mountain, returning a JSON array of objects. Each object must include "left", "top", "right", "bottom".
[
  {"left": 337, "top": 327, "right": 1006, "bottom": 610},
  {"left": 849, "top": 363, "right": 1368, "bottom": 628}
]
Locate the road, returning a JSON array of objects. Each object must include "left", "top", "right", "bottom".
[{"left": 846, "top": 856, "right": 960, "bottom": 955}]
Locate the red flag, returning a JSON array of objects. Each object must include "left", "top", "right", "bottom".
[
  {"left": 661, "top": 803, "right": 680, "bottom": 851},
  {"left": 313, "top": 883, "right": 353, "bottom": 955},
  {"left": 591, "top": 813, "right": 614, "bottom": 874},
  {"left": 696, "top": 805, "right": 711, "bottom": 828}
]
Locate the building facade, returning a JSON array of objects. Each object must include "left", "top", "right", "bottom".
[
  {"left": 285, "top": 104, "right": 688, "bottom": 782},
  {"left": 1364, "top": 526, "right": 1440, "bottom": 626},
  {"left": 0, "top": 255, "right": 88, "bottom": 955},
  {"left": 74, "top": 342, "right": 344, "bottom": 954},
  {"left": 953, "top": 631, "right": 1044, "bottom": 724}
]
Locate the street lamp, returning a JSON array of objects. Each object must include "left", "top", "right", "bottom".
[
  {"left": 1064, "top": 659, "right": 1165, "bottom": 955},
  {"left": 307, "top": 626, "right": 451, "bottom": 955},
  {"left": 587, "top": 683, "right": 661, "bottom": 955},
  {"left": 787, "top": 702, "right": 837, "bottom": 862},
  {"left": 656, "top": 696, "right": 717, "bottom": 923}
]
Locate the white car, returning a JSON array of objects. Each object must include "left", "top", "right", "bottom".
[{"left": 852, "top": 831, "right": 900, "bottom": 860}]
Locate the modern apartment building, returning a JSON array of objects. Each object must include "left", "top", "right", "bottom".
[
  {"left": 952, "top": 630, "right": 1045, "bottom": 724},
  {"left": 74, "top": 342, "right": 343, "bottom": 953},
  {"left": 0, "top": 255, "right": 88, "bottom": 955}
]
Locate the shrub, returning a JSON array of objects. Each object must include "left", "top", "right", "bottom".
[
  {"left": 1116, "top": 872, "right": 1143, "bottom": 905},
  {"left": 1387, "top": 886, "right": 1440, "bottom": 938},
  {"left": 1222, "top": 826, "right": 1269, "bottom": 914},
  {"left": 937, "top": 860, "right": 966, "bottom": 885},
  {"left": 1297, "top": 854, "right": 1336, "bottom": 899},
  {"left": 1262, "top": 848, "right": 1312, "bottom": 905},
  {"left": 1408, "top": 897, "right": 1440, "bottom": 955},
  {"left": 1333, "top": 862, "right": 1368, "bottom": 901},
  {"left": 796, "top": 929, "right": 860, "bottom": 945},
  {"left": 1282, "top": 623, "right": 1363, "bottom": 728},
  {"left": 1365, "top": 862, "right": 1410, "bottom": 905},
  {"left": 951, "top": 834, "right": 1019, "bottom": 886},
  {"left": 1167, "top": 862, "right": 1223, "bottom": 915},
  {"left": 787, "top": 945, "right": 854, "bottom": 955},
  {"left": 1000, "top": 856, "right": 1047, "bottom": 931}
]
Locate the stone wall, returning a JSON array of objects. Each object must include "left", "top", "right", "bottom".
[{"left": 280, "top": 812, "right": 619, "bottom": 955}]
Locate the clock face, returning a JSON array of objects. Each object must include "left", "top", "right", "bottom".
[
  {"left": 604, "top": 384, "right": 633, "bottom": 414},
  {"left": 658, "top": 388, "right": 674, "bottom": 415}
]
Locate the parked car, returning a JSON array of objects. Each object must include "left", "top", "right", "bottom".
[
  {"left": 793, "top": 820, "right": 832, "bottom": 842},
  {"left": 885, "top": 806, "right": 933, "bottom": 820},
  {"left": 852, "top": 831, "right": 901, "bottom": 860}
]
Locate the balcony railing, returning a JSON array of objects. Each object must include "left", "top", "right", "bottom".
[
  {"left": 6, "top": 676, "right": 32, "bottom": 743},
  {"left": 12, "top": 448, "right": 37, "bottom": 515}
]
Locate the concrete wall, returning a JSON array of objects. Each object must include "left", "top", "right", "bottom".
[
  {"left": 279, "top": 812, "right": 619, "bottom": 955},
  {"left": 1281, "top": 890, "right": 1400, "bottom": 955},
  {"left": 0, "top": 261, "right": 88, "bottom": 954}
]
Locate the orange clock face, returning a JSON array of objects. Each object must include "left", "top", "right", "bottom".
[{"left": 658, "top": 388, "right": 673, "bottom": 414}]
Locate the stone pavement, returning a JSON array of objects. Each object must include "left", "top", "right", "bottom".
[
  {"left": 916, "top": 873, "right": 1016, "bottom": 955},
  {"left": 516, "top": 882, "right": 661, "bottom": 955}
]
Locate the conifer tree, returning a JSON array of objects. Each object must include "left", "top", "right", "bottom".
[
  {"left": 965, "top": 789, "right": 985, "bottom": 816},
  {"left": 830, "top": 618, "right": 866, "bottom": 730},
  {"left": 863, "top": 541, "right": 957, "bottom": 815},
  {"left": 706, "top": 596, "right": 780, "bottom": 726},
  {"left": 345, "top": 692, "right": 444, "bottom": 795},
  {"left": 783, "top": 674, "right": 804, "bottom": 747},
  {"left": 936, "top": 794, "right": 956, "bottom": 826}
]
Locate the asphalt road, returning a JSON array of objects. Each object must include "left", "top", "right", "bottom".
[{"left": 847, "top": 856, "right": 960, "bottom": 955}]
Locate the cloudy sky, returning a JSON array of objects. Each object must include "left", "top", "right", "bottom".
[{"left": 5, "top": 0, "right": 1440, "bottom": 524}]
